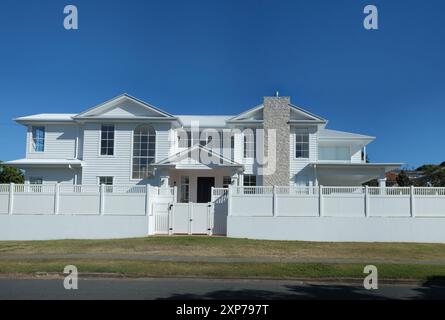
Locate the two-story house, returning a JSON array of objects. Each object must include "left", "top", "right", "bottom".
[{"left": 6, "top": 94, "right": 401, "bottom": 203}]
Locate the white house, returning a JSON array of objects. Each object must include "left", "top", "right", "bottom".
[{"left": 6, "top": 93, "right": 401, "bottom": 203}]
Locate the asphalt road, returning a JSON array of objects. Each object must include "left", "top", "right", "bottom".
[{"left": 0, "top": 277, "right": 444, "bottom": 300}]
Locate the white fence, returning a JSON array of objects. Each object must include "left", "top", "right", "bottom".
[
  {"left": 0, "top": 183, "right": 176, "bottom": 216},
  {"left": 229, "top": 186, "right": 445, "bottom": 218},
  {"left": 0, "top": 184, "right": 176, "bottom": 240}
]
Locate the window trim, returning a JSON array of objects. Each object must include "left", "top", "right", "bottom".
[
  {"left": 29, "top": 177, "right": 43, "bottom": 185},
  {"left": 99, "top": 124, "right": 115, "bottom": 157},
  {"left": 294, "top": 130, "right": 310, "bottom": 160},
  {"left": 30, "top": 126, "right": 45, "bottom": 153}
]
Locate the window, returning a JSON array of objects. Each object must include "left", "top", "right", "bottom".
[
  {"left": 29, "top": 177, "right": 43, "bottom": 185},
  {"left": 243, "top": 175, "right": 257, "bottom": 186},
  {"left": 295, "top": 130, "right": 309, "bottom": 158},
  {"left": 132, "top": 125, "right": 156, "bottom": 179},
  {"left": 319, "top": 146, "right": 350, "bottom": 161},
  {"left": 243, "top": 129, "right": 256, "bottom": 158},
  {"left": 98, "top": 176, "right": 113, "bottom": 185},
  {"left": 180, "top": 176, "right": 190, "bottom": 203},
  {"left": 32, "top": 126, "right": 45, "bottom": 152},
  {"left": 100, "top": 124, "right": 114, "bottom": 156},
  {"left": 223, "top": 176, "right": 232, "bottom": 188}
]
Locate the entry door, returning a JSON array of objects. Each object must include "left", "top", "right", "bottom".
[{"left": 197, "top": 177, "right": 215, "bottom": 203}]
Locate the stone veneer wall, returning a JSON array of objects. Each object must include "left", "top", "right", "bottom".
[{"left": 262, "top": 97, "right": 290, "bottom": 186}]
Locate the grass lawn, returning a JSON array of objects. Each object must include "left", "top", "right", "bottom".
[
  {"left": 1, "top": 236, "right": 445, "bottom": 262},
  {"left": 1, "top": 237, "right": 445, "bottom": 280}
]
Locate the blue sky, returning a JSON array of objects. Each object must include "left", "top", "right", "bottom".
[{"left": 0, "top": 0, "right": 444, "bottom": 168}]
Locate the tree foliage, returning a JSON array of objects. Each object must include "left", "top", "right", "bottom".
[{"left": 0, "top": 162, "right": 24, "bottom": 184}]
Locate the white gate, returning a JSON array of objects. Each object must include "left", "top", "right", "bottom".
[
  {"left": 152, "top": 187, "right": 229, "bottom": 236},
  {"left": 211, "top": 188, "right": 229, "bottom": 235},
  {"left": 171, "top": 203, "right": 212, "bottom": 235},
  {"left": 153, "top": 202, "right": 170, "bottom": 235}
]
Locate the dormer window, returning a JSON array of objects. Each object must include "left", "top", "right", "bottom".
[{"left": 31, "top": 126, "right": 45, "bottom": 152}]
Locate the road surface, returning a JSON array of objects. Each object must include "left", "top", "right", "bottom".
[{"left": 0, "top": 277, "right": 444, "bottom": 300}]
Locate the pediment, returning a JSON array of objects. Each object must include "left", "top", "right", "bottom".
[{"left": 75, "top": 94, "right": 174, "bottom": 119}]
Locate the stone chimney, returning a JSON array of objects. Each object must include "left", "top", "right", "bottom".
[{"left": 262, "top": 96, "right": 291, "bottom": 186}]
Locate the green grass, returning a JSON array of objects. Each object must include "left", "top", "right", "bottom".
[
  {"left": 1, "top": 236, "right": 445, "bottom": 263},
  {"left": 0, "top": 260, "right": 444, "bottom": 281},
  {"left": 2, "top": 237, "right": 445, "bottom": 280}
]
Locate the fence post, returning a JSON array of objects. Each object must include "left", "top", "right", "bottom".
[
  {"left": 319, "top": 185, "right": 323, "bottom": 217},
  {"left": 365, "top": 185, "right": 369, "bottom": 217},
  {"left": 173, "top": 186, "right": 178, "bottom": 203},
  {"left": 100, "top": 184, "right": 105, "bottom": 215},
  {"left": 228, "top": 185, "right": 233, "bottom": 216},
  {"left": 272, "top": 186, "right": 277, "bottom": 217},
  {"left": 54, "top": 183, "right": 60, "bottom": 215},
  {"left": 8, "top": 183, "right": 14, "bottom": 215},
  {"left": 145, "top": 184, "right": 150, "bottom": 216},
  {"left": 410, "top": 185, "right": 415, "bottom": 218}
]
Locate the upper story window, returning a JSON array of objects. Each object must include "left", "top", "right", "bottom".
[
  {"left": 31, "top": 126, "right": 45, "bottom": 152},
  {"left": 319, "top": 146, "right": 350, "bottom": 161},
  {"left": 132, "top": 125, "right": 156, "bottom": 179},
  {"left": 243, "top": 129, "right": 256, "bottom": 158},
  {"left": 295, "top": 130, "right": 309, "bottom": 159},
  {"left": 100, "top": 124, "right": 115, "bottom": 156}
]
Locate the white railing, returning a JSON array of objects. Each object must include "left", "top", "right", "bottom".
[
  {"left": 233, "top": 186, "right": 274, "bottom": 195},
  {"left": 414, "top": 187, "right": 445, "bottom": 196},
  {"left": 0, "top": 184, "right": 175, "bottom": 216},
  {"left": 229, "top": 185, "right": 445, "bottom": 218},
  {"left": 322, "top": 186, "right": 364, "bottom": 195}
]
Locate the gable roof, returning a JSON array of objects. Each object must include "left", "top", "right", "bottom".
[
  {"left": 227, "top": 103, "right": 327, "bottom": 123},
  {"left": 74, "top": 93, "right": 176, "bottom": 119}
]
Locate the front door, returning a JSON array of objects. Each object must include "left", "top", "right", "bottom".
[{"left": 197, "top": 177, "right": 215, "bottom": 203}]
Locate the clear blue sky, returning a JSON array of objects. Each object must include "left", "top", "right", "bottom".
[{"left": 0, "top": 0, "right": 444, "bottom": 168}]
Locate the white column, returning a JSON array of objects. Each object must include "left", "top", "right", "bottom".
[
  {"left": 8, "top": 183, "right": 14, "bottom": 215},
  {"left": 319, "top": 185, "right": 323, "bottom": 217},
  {"left": 410, "top": 185, "right": 415, "bottom": 217}
]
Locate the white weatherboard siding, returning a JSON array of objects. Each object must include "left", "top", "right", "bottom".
[
  {"left": 26, "top": 124, "right": 77, "bottom": 159},
  {"left": 81, "top": 122, "right": 171, "bottom": 185},
  {"left": 289, "top": 127, "right": 318, "bottom": 185}
]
